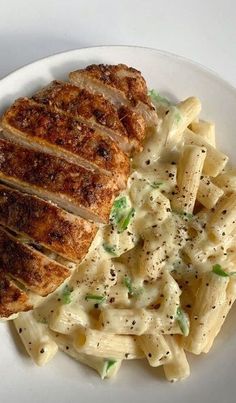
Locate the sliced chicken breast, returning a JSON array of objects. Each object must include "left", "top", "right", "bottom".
[
  {"left": 32, "top": 81, "right": 145, "bottom": 153},
  {"left": 0, "top": 271, "right": 32, "bottom": 318},
  {"left": 0, "top": 184, "right": 97, "bottom": 262},
  {"left": 69, "top": 64, "right": 157, "bottom": 127},
  {"left": 1, "top": 98, "right": 130, "bottom": 188},
  {"left": 0, "top": 139, "right": 119, "bottom": 223},
  {"left": 0, "top": 227, "right": 70, "bottom": 297}
]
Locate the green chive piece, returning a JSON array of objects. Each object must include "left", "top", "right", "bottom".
[
  {"left": 123, "top": 276, "right": 143, "bottom": 298},
  {"left": 102, "top": 243, "right": 117, "bottom": 256},
  {"left": 149, "top": 89, "right": 171, "bottom": 107},
  {"left": 212, "top": 264, "right": 229, "bottom": 277},
  {"left": 150, "top": 181, "right": 163, "bottom": 189},
  {"left": 117, "top": 208, "right": 135, "bottom": 233},
  {"left": 176, "top": 307, "right": 189, "bottom": 336},
  {"left": 123, "top": 276, "right": 133, "bottom": 295},
  {"left": 110, "top": 196, "right": 128, "bottom": 224},
  {"left": 61, "top": 285, "right": 73, "bottom": 304},
  {"left": 85, "top": 294, "right": 106, "bottom": 304},
  {"left": 105, "top": 359, "right": 117, "bottom": 373}
]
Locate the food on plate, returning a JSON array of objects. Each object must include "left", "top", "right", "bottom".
[
  {"left": 0, "top": 63, "right": 235, "bottom": 383},
  {"left": 2, "top": 97, "right": 130, "bottom": 187},
  {"left": 0, "top": 226, "right": 70, "bottom": 296},
  {"left": 69, "top": 64, "right": 157, "bottom": 126},
  {"left": 0, "top": 184, "right": 97, "bottom": 262},
  {"left": 0, "top": 138, "right": 119, "bottom": 223},
  {"left": 32, "top": 80, "right": 145, "bottom": 153}
]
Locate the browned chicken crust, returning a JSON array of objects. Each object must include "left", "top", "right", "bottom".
[
  {"left": 70, "top": 64, "right": 151, "bottom": 107},
  {"left": 0, "top": 184, "right": 97, "bottom": 262},
  {"left": 0, "top": 139, "right": 119, "bottom": 223},
  {"left": 1, "top": 98, "right": 130, "bottom": 187},
  {"left": 0, "top": 272, "right": 32, "bottom": 318},
  {"left": 69, "top": 64, "right": 157, "bottom": 127},
  {"left": 33, "top": 81, "right": 134, "bottom": 148},
  {"left": 0, "top": 227, "right": 70, "bottom": 297}
]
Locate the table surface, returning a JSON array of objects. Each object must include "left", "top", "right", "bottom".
[{"left": 0, "top": 0, "right": 235, "bottom": 87}]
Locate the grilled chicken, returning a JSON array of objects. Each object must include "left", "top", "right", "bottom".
[
  {"left": 1, "top": 98, "right": 130, "bottom": 188},
  {"left": 0, "top": 272, "right": 32, "bottom": 318},
  {"left": 32, "top": 81, "right": 145, "bottom": 153},
  {"left": 0, "top": 63, "right": 155, "bottom": 318},
  {"left": 0, "top": 184, "right": 97, "bottom": 262},
  {"left": 0, "top": 227, "right": 70, "bottom": 297},
  {"left": 69, "top": 64, "right": 157, "bottom": 127},
  {"left": 0, "top": 139, "right": 119, "bottom": 223}
]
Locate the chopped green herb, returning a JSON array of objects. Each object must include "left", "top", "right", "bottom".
[
  {"left": 176, "top": 307, "right": 189, "bottom": 336},
  {"left": 174, "top": 110, "right": 182, "bottom": 123},
  {"left": 110, "top": 196, "right": 128, "bottom": 223},
  {"left": 110, "top": 196, "right": 135, "bottom": 233},
  {"left": 85, "top": 294, "right": 106, "bottom": 304},
  {"left": 212, "top": 264, "right": 229, "bottom": 277},
  {"left": 103, "top": 243, "right": 117, "bottom": 256},
  {"left": 117, "top": 208, "right": 135, "bottom": 233},
  {"left": 149, "top": 89, "right": 171, "bottom": 107},
  {"left": 105, "top": 359, "right": 117, "bottom": 372},
  {"left": 61, "top": 285, "right": 73, "bottom": 304},
  {"left": 123, "top": 276, "right": 143, "bottom": 298},
  {"left": 123, "top": 276, "right": 133, "bottom": 295},
  {"left": 211, "top": 264, "right": 236, "bottom": 277},
  {"left": 150, "top": 181, "right": 163, "bottom": 189}
]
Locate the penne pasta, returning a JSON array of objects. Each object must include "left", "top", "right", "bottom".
[
  {"left": 184, "top": 272, "right": 229, "bottom": 354},
  {"left": 138, "top": 334, "right": 172, "bottom": 367},
  {"left": 52, "top": 332, "right": 122, "bottom": 379},
  {"left": 197, "top": 176, "right": 224, "bottom": 209},
  {"left": 190, "top": 120, "right": 216, "bottom": 147},
  {"left": 98, "top": 308, "right": 180, "bottom": 335},
  {"left": 73, "top": 328, "right": 144, "bottom": 359},
  {"left": 163, "top": 335, "right": 190, "bottom": 382},
  {"left": 49, "top": 304, "right": 91, "bottom": 335},
  {"left": 207, "top": 193, "right": 236, "bottom": 241},
  {"left": 184, "top": 128, "right": 228, "bottom": 177},
  {"left": 172, "top": 145, "right": 206, "bottom": 213},
  {"left": 14, "top": 311, "right": 58, "bottom": 366}
]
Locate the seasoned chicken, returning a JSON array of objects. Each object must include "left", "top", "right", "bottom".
[
  {"left": 0, "top": 63, "right": 155, "bottom": 319},
  {"left": 1, "top": 98, "right": 130, "bottom": 188},
  {"left": 0, "top": 139, "right": 119, "bottom": 223},
  {"left": 32, "top": 81, "right": 145, "bottom": 153},
  {"left": 0, "top": 227, "right": 70, "bottom": 297},
  {"left": 0, "top": 184, "right": 97, "bottom": 262},
  {"left": 0, "top": 271, "right": 32, "bottom": 318},
  {"left": 69, "top": 64, "right": 157, "bottom": 127}
]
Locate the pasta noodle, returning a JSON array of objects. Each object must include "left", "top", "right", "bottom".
[{"left": 12, "top": 90, "right": 236, "bottom": 383}]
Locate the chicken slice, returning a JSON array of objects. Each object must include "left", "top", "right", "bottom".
[
  {"left": 0, "top": 139, "right": 119, "bottom": 223},
  {"left": 32, "top": 81, "right": 145, "bottom": 153},
  {"left": 0, "top": 227, "right": 70, "bottom": 297},
  {"left": 0, "top": 271, "right": 32, "bottom": 318},
  {"left": 0, "top": 184, "right": 97, "bottom": 262},
  {"left": 1, "top": 98, "right": 130, "bottom": 188},
  {"left": 69, "top": 64, "right": 157, "bottom": 127}
]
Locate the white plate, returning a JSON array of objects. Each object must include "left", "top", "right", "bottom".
[{"left": 0, "top": 46, "right": 236, "bottom": 403}]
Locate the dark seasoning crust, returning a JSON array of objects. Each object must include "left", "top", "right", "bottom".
[
  {"left": 32, "top": 80, "right": 146, "bottom": 151},
  {"left": 0, "top": 63, "right": 152, "bottom": 318},
  {"left": 2, "top": 98, "right": 130, "bottom": 182},
  {"left": 0, "top": 138, "right": 119, "bottom": 222},
  {"left": 0, "top": 184, "right": 97, "bottom": 262},
  {"left": 74, "top": 64, "right": 153, "bottom": 108}
]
